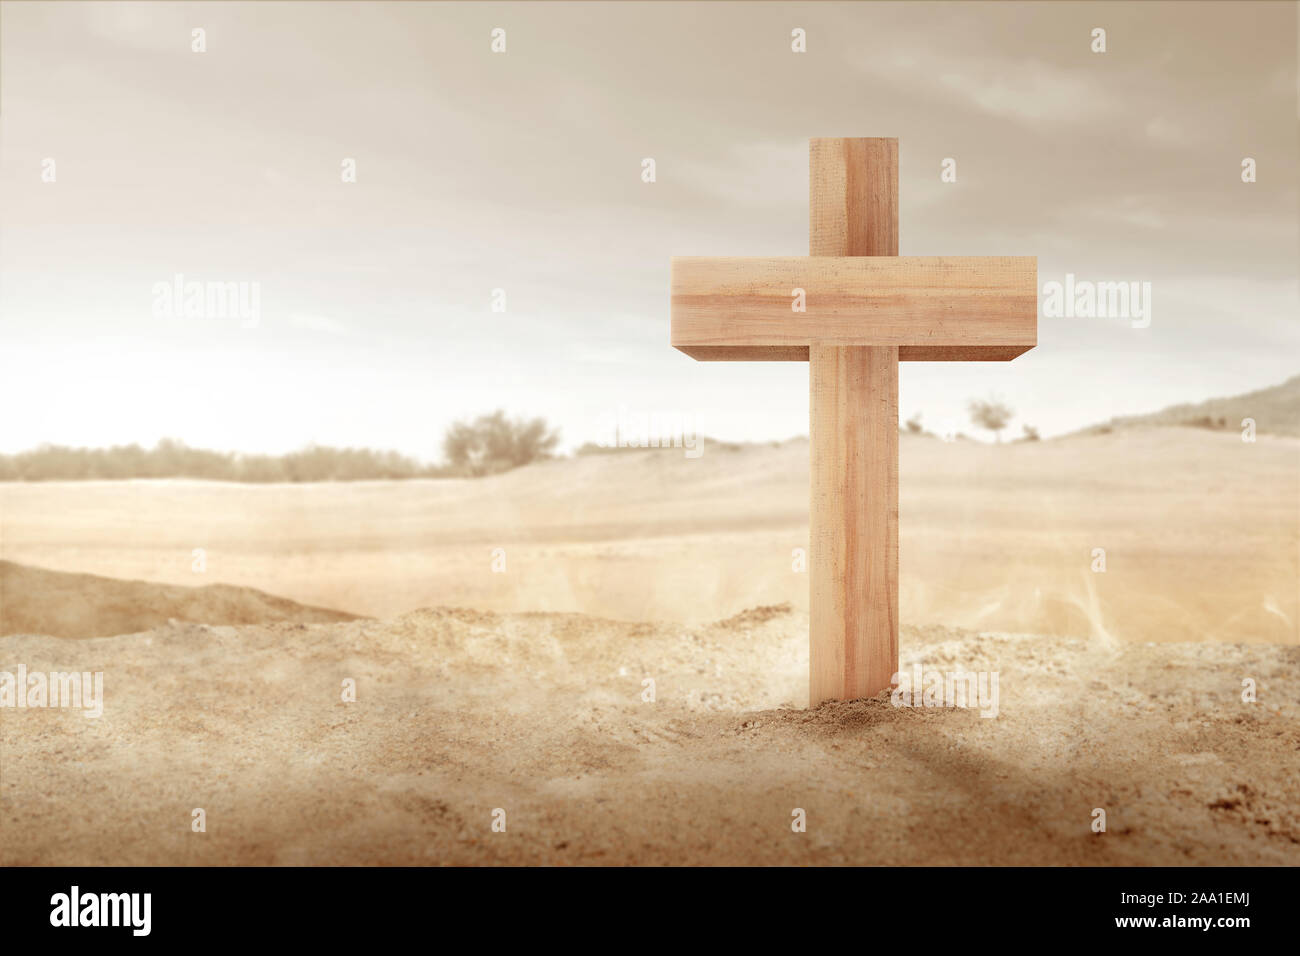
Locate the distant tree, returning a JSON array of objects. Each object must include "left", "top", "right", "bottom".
[
  {"left": 966, "top": 396, "right": 1014, "bottom": 443},
  {"left": 1021, "top": 423, "right": 1040, "bottom": 441},
  {"left": 442, "top": 410, "right": 559, "bottom": 476},
  {"left": 235, "top": 454, "right": 289, "bottom": 482},
  {"left": 0, "top": 439, "right": 442, "bottom": 482},
  {"left": 904, "top": 413, "right": 924, "bottom": 434}
]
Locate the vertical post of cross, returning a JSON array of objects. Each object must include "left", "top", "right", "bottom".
[{"left": 808, "top": 138, "right": 900, "bottom": 705}]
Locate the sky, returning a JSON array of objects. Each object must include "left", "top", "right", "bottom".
[{"left": 1, "top": 1, "right": 1297, "bottom": 457}]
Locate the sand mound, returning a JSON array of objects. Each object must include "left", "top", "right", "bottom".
[
  {"left": 3, "top": 427, "right": 1294, "bottom": 643},
  {"left": 3, "top": 603, "right": 1295, "bottom": 865},
  {"left": 1083, "top": 373, "right": 1300, "bottom": 437},
  {"left": 0, "top": 560, "right": 358, "bottom": 638}
]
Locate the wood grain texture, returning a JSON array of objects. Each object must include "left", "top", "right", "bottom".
[
  {"left": 809, "top": 138, "right": 898, "bottom": 258},
  {"left": 670, "top": 255, "right": 1037, "bottom": 360},
  {"left": 810, "top": 344, "right": 898, "bottom": 704},
  {"left": 809, "top": 137, "right": 898, "bottom": 705}
]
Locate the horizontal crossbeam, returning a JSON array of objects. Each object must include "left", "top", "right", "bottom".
[{"left": 671, "top": 256, "right": 1037, "bottom": 361}]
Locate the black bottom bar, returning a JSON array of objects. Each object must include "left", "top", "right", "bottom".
[{"left": 0, "top": 866, "right": 1282, "bottom": 943}]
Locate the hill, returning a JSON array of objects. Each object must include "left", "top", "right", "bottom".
[
  {"left": 0, "top": 560, "right": 359, "bottom": 638},
  {"left": 1, "top": 427, "right": 1293, "bottom": 645},
  {"left": 1076, "top": 374, "right": 1300, "bottom": 437}
]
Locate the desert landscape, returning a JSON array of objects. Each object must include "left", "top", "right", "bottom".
[
  {"left": 2, "top": 0, "right": 1296, "bottom": 873},
  {"left": 2, "top": 387, "right": 1297, "bottom": 865}
]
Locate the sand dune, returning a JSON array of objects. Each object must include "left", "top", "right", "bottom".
[
  {"left": 0, "top": 560, "right": 357, "bottom": 638},
  {"left": 1084, "top": 373, "right": 1300, "bottom": 437},
  {"left": 2, "top": 604, "right": 1296, "bottom": 865},
  {"left": 1, "top": 428, "right": 1295, "bottom": 644}
]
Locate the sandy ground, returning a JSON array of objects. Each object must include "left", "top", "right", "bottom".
[
  {"left": 1, "top": 429, "right": 1296, "bottom": 644},
  {"left": 0, "top": 560, "right": 356, "bottom": 638},
  {"left": 0, "top": 426, "right": 1296, "bottom": 865},
  {"left": 2, "top": 605, "right": 1296, "bottom": 865}
]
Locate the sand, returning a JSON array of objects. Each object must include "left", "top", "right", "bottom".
[
  {"left": 1, "top": 426, "right": 1296, "bottom": 865},
  {"left": 2, "top": 605, "right": 1296, "bottom": 865},
  {"left": 0, "top": 560, "right": 357, "bottom": 638},
  {"left": 1, "top": 429, "right": 1296, "bottom": 644}
]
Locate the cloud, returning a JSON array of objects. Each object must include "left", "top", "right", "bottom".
[
  {"left": 1067, "top": 194, "right": 1169, "bottom": 231},
  {"left": 937, "top": 63, "right": 1111, "bottom": 123},
  {"left": 673, "top": 139, "right": 807, "bottom": 208},
  {"left": 860, "top": 49, "right": 1118, "bottom": 125}
]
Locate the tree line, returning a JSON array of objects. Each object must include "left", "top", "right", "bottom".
[{"left": 0, "top": 411, "right": 559, "bottom": 482}]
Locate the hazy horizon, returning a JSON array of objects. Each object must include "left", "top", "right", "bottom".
[
  {"left": 2, "top": 1, "right": 1297, "bottom": 457},
  {"left": 1, "top": 366, "right": 1297, "bottom": 465}
]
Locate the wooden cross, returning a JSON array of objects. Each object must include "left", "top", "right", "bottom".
[{"left": 671, "top": 138, "right": 1036, "bottom": 705}]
